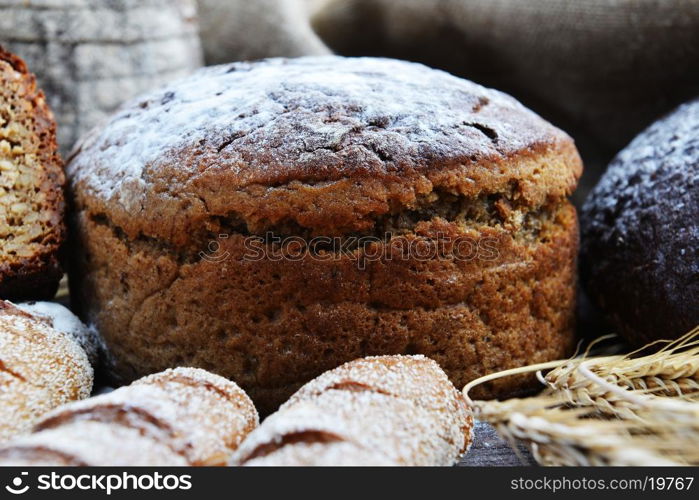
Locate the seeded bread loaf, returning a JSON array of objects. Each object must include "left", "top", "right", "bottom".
[
  {"left": 34, "top": 367, "right": 258, "bottom": 465},
  {"left": 234, "top": 355, "right": 472, "bottom": 466},
  {"left": 0, "top": 300, "right": 92, "bottom": 442},
  {"left": 0, "top": 47, "right": 64, "bottom": 301},
  {"left": 67, "top": 56, "right": 582, "bottom": 413}
]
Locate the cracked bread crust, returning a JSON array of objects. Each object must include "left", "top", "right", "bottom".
[
  {"left": 67, "top": 56, "right": 581, "bottom": 244},
  {"left": 0, "top": 46, "right": 64, "bottom": 300},
  {"left": 70, "top": 197, "right": 579, "bottom": 413},
  {"left": 67, "top": 56, "right": 581, "bottom": 413}
]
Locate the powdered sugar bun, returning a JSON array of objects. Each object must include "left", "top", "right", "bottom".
[
  {"left": 37, "top": 367, "right": 258, "bottom": 465},
  {"left": 0, "top": 301, "right": 93, "bottom": 442},
  {"left": 234, "top": 355, "right": 472, "bottom": 466},
  {"left": 0, "top": 421, "right": 186, "bottom": 466}
]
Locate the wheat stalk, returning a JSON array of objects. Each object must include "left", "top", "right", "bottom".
[
  {"left": 544, "top": 328, "right": 699, "bottom": 417},
  {"left": 464, "top": 326, "right": 699, "bottom": 466}
]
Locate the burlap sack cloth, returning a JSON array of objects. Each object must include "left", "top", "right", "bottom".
[
  {"left": 311, "top": 0, "right": 699, "bottom": 199},
  {"left": 0, "top": 0, "right": 203, "bottom": 154},
  {"left": 197, "top": 0, "right": 330, "bottom": 64}
]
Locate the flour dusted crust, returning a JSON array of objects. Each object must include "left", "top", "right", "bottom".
[
  {"left": 36, "top": 367, "right": 258, "bottom": 465},
  {"left": 581, "top": 99, "right": 699, "bottom": 345},
  {"left": 0, "top": 421, "right": 187, "bottom": 466},
  {"left": 0, "top": 46, "right": 64, "bottom": 300},
  {"left": 133, "top": 367, "right": 260, "bottom": 461},
  {"left": 68, "top": 56, "right": 580, "bottom": 241},
  {"left": 283, "top": 354, "right": 473, "bottom": 453},
  {"left": 0, "top": 300, "right": 92, "bottom": 442},
  {"left": 67, "top": 56, "right": 582, "bottom": 412},
  {"left": 234, "top": 355, "right": 472, "bottom": 466},
  {"left": 16, "top": 301, "right": 100, "bottom": 367}
]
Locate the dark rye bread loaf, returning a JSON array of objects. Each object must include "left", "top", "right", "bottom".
[
  {"left": 67, "top": 56, "right": 582, "bottom": 413},
  {"left": 581, "top": 100, "right": 699, "bottom": 346},
  {"left": 0, "top": 47, "right": 64, "bottom": 300}
]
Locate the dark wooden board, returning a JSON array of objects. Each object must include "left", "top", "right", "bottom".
[{"left": 458, "top": 421, "right": 534, "bottom": 466}]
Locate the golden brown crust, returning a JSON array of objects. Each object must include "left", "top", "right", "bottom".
[
  {"left": 67, "top": 56, "right": 581, "bottom": 413},
  {"left": 0, "top": 421, "right": 188, "bottom": 466},
  {"left": 281, "top": 355, "right": 473, "bottom": 455},
  {"left": 70, "top": 198, "right": 578, "bottom": 413},
  {"left": 0, "top": 46, "right": 64, "bottom": 301}
]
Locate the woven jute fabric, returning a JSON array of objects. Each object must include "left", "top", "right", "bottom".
[{"left": 197, "top": 0, "right": 330, "bottom": 64}]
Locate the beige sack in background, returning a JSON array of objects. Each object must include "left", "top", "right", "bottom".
[
  {"left": 0, "top": 0, "right": 203, "bottom": 153},
  {"left": 313, "top": 0, "right": 699, "bottom": 196},
  {"left": 197, "top": 0, "right": 330, "bottom": 64}
]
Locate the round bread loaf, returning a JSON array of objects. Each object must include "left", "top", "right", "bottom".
[
  {"left": 0, "top": 300, "right": 93, "bottom": 442},
  {"left": 234, "top": 355, "right": 472, "bottom": 466},
  {"left": 580, "top": 99, "right": 699, "bottom": 345},
  {"left": 67, "top": 56, "right": 582, "bottom": 413},
  {"left": 0, "top": 421, "right": 187, "bottom": 466},
  {"left": 0, "top": 46, "right": 64, "bottom": 300},
  {"left": 36, "top": 367, "right": 258, "bottom": 465}
]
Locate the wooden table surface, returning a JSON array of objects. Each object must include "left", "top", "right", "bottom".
[{"left": 458, "top": 421, "right": 534, "bottom": 466}]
